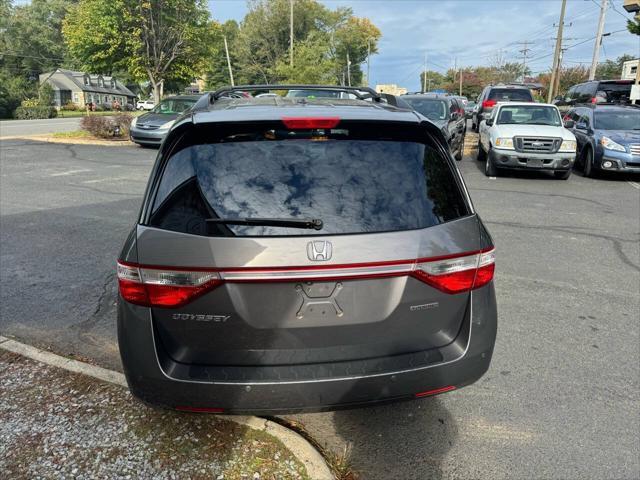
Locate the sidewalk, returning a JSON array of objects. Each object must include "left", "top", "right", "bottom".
[{"left": 0, "top": 349, "right": 312, "bottom": 479}]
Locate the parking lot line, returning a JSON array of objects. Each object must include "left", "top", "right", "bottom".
[
  {"left": 628, "top": 181, "right": 640, "bottom": 190},
  {"left": 50, "top": 169, "right": 92, "bottom": 177}
]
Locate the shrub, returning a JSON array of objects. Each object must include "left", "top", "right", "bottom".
[
  {"left": 80, "top": 113, "right": 133, "bottom": 138},
  {"left": 21, "top": 97, "right": 40, "bottom": 108},
  {"left": 61, "top": 102, "right": 78, "bottom": 111},
  {"left": 14, "top": 106, "right": 58, "bottom": 120}
]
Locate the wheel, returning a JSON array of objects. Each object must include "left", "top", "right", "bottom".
[
  {"left": 455, "top": 147, "right": 463, "bottom": 161},
  {"left": 554, "top": 170, "right": 571, "bottom": 180},
  {"left": 477, "top": 138, "right": 486, "bottom": 161},
  {"left": 485, "top": 150, "right": 497, "bottom": 177},
  {"left": 472, "top": 117, "right": 478, "bottom": 132},
  {"left": 583, "top": 147, "right": 594, "bottom": 177}
]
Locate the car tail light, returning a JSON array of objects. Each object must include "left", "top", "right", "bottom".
[
  {"left": 116, "top": 262, "right": 222, "bottom": 308},
  {"left": 411, "top": 249, "right": 495, "bottom": 294},
  {"left": 282, "top": 117, "right": 340, "bottom": 129},
  {"left": 117, "top": 248, "right": 495, "bottom": 307},
  {"left": 482, "top": 100, "right": 496, "bottom": 109},
  {"left": 590, "top": 97, "right": 597, "bottom": 104}
]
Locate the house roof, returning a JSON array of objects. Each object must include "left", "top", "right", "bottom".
[{"left": 40, "top": 69, "right": 136, "bottom": 98}]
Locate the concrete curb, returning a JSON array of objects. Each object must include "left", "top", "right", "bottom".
[{"left": 0, "top": 335, "right": 334, "bottom": 480}]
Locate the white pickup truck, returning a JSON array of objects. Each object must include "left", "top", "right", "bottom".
[{"left": 478, "top": 102, "right": 577, "bottom": 179}]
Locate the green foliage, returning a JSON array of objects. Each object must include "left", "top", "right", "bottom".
[
  {"left": 210, "top": 0, "right": 381, "bottom": 87},
  {"left": 628, "top": 15, "right": 640, "bottom": 35},
  {"left": 14, "top": 106, "right": 58, "bottom": 119},
  {"left": 595, "top": 54, "right": 637, "bottom": 79},
  {"left": 64, "top": 0, "right": 212, "bottom": 102}
]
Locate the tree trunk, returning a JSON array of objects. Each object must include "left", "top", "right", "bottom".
[{"left": 152, "top": 81, "right": 162, "bottom": 105}]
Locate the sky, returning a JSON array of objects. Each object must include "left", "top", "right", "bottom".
[{"left": 208, "top": 0, "right": 639, "bottom": 91}]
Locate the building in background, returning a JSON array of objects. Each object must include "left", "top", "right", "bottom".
[
  {"left": 40, "top": 69, "right": 137, "bottom": 108},
  {"left": 621, "top": 59, "right": 639, "bottom": 80},
  {"left": 375, "top": 84, "right": 407, "bottom": 96}
]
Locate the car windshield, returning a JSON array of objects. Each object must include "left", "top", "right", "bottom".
[
  {"left": 152, "top": 98, "right": 196, "bottom": 114},
  {"left": 496, "top": 105, "right": 561, "bottom": 126},
  {"left": 402, "top": 99, "right": 448, "bottom": 121},
  {"left": 594, "top": 110, "right": 640, "bottom": 130}
]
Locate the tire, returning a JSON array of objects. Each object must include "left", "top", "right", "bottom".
[
  {"left": 554, "top": 170, "right": 571, "bottom": 180},
  {"left": 477, "top": 138, "right": 486, "bottom": 161},
  {"left": 455, "top": 147, "right": 463, "bottom": 161},
  {"left": 485, "top": 150, "right": 497, "bottom": 177},
  {"left": 583, "top": 147, "right": 594, "bottom": 177}
]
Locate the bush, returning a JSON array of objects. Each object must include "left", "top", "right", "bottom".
[
  {"left": 21, "top": 97, "right": 40, "bottom": 108},
  {"left": 61, "top": 102, "right": 78, "bottom": 111},
  {"left": 14, "top": 106, "right": 58, "bottom": 120},
  {"left": 81, "top": 113, "right": 133, "bottom": 138}
]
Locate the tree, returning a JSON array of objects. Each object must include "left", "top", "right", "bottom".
[
  {"left": 596, "top": 54, "right": 636, "bottom": 79},
  {"left": 627, "top": 14, "right": 640, "bottom": 35},
  {"left": 418, "top": 70, "right": 446, "bottom": 92},
  {"left": 64, "top": 0, "right": 212, "bottom": 103},
  {"left": 204, "top": 20, "right": 240, "bottom": 89},
  {"left": 274, "top": 32, "right": 337, "bottom": 84},
  {"left": 333, "top": 16, "right": 381, "bottom": 86}
]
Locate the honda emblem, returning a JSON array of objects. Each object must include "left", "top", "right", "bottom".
[{"left": 307, "top": 241, "right": 332, "bottom": 261}]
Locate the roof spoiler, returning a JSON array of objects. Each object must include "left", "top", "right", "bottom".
[{"left": 193, "top": 84, "right": 383, "bottom": 109}]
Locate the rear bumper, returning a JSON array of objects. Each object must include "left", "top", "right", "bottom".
[
  {"left": 489, "top": 148, "right": 575, "bottom": 171},
  {"left": 118, "top": 284, "right": 497, "bottom": 414}
]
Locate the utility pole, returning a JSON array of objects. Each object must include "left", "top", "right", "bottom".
[
  {"left": 459, "top": 68, "right": 463, "bottom": 96},
  {"left": 346, "top": 51, "right": 351, "bottom": 86},
  {"left": 554, "top": 47, "right": 566, "bottom": 100},
  {"left": 289, "top": 0, "right": 294, "bottom": 67},
  {"left": 366, "top": 38, "right": 371, "bottom": 87},
  {"left": 223, "top": 35, "right": 234, "bottom": 86},
  {"left": 547, "top": 0, "right": 568, "bottom": 103},
  {"left": 517, "top": 40, "right": 532, "bottom": 82},
  {"left": 423, "top": 52, "right": 427, "bottom": 93},
  {"left": 589, "top": 0, "right": 608, "bottom": 80}
]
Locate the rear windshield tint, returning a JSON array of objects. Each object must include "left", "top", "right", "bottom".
[
  {"left": 148, "top": 126, "right": 469, "bottom": 237},
  {"left": 488, "top": 88, "right": 533, "bottom": 102}
]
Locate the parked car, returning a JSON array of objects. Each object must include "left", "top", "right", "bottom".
[
  {"left": 478, "top": 102, "right": 577, "bottom": 178},
  {"left": 255, "top": 92, "right": 278, "bottom": 98},
  {"left": 116, "top": 85, "right": 497, "bottom": 414},
  {"left": 399, "top": 94, "right": 466, "bottom": 160},
  {"left": 465, "top": 101, "right": 477, "bottom": 119},
  {"left": 130, "top": 95, "right": 201, "bottom": 147},
  {"left": 473, "top": 84, "right": 534, "bottom": 132},
  {"left": 553, "top": 80, "right": 635, "bottom": 112},
  {"left": 564, "top": 104, "right": 640, "bottom": 176},
  {"left": 136, "top": 99, "right": 155, "bottom": 111}
]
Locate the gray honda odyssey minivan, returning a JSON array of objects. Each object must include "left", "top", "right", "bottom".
[{"left": 116, "top": 85, "right": 497, "bottom": 414}]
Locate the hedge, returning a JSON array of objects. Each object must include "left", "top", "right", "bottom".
[{"left": 14, "top": 106, "right": 58, "bottom": 120}]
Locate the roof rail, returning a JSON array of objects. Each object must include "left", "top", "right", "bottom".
[{"left": 195, "top": 84, "right": 382, "bottom": 108}]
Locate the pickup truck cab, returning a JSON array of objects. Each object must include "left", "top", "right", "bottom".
[{"left": 478, "top": 102, "right": 577, "bottom": 179}]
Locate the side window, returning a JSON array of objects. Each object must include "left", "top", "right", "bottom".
[
  {"left": 450, "top": 99, "right": 458, "bottom": 115},
  {"left": 566, "top": 86, "right": 575, "bottom": 101}
]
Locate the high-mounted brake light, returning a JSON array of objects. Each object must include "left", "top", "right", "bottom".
[
  {"left": 482, "top": 100, "right": 496, "bottom": 109},
  {"left": 282, "top": 117, "right": 340, "bottom": 129},
  {"left": 117, "top": 248, "right": 495, "bottom": 308},
  {"left": 116, "top": 262, "right": 222, "bottom": 308}
]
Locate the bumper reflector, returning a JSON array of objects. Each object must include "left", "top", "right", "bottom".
[{"left": 414, "top": 385, "right": 456, "bottom": 398}]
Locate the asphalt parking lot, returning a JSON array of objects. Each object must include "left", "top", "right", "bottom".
[{"left": 1, "top": 135, "right": 638, "bottom": 479}]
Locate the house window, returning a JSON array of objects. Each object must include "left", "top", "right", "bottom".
[
  {"left": 84, "top": 76, "right": 90, "bottom": 86},
  {"left": 73, "top": 92, "right": 79, "bottom": 104}
]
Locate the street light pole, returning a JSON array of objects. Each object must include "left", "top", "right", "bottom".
[{"left": 289, "top": 0, "right": 294, "bottom": 67}]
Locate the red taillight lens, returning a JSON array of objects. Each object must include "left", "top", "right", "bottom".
[
  {"left": 116, "top": 262, "right": 222, "bottom": 308},
  {"left": 482, "top": 100, "right": 496, "bottom": 109},
  {"left": 411, "top": 249, "right": 496, "bottom": 294},
  {"left": 282, "top": 116, "right": 340, "bottom": 129},
  {"left": 590, "top": 97, "right": 597, "bottom": 104}
]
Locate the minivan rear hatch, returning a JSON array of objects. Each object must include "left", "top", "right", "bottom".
[{"left": 135, "top": 117, "right": 485, "bottom": 367}]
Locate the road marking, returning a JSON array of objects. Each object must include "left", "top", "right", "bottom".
[
  {"left": 82, "top": 176, "right": 131, "bottom": 184},
  {"left": 50, "top": 169, "right": 91, "bottom": 177},
  {"left": 628, "top": 181, "right": 640, "bottom": 190},
  {"left": 489, "top": 176, "right": 496, "bottom": 180}
]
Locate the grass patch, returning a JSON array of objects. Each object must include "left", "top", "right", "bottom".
[{"left": 51, "top": 130, "right": 93, "bottom": 139}]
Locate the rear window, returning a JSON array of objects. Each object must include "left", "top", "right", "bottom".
[
  {"left": 488, "top": 88, "right": 533, "bottom": 102},
  {"left": 596, "top": 82, "right": 632, "bottom": 103},
  {"left": 148, "top": 125, "right": 469, "bottom": 237}
]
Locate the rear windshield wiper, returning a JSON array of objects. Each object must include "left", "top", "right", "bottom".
[{"left": 206, "top": 217, "right": 323, "bottom": 230}]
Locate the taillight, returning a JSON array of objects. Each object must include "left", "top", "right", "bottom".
[
  {"left": 482, "top": 100, "right": 496, "bottom": 109},
  {"left": 117, "top": 248, "right": 495, "bottom": 307},
  {"left": 590, "top": 97, "right": 597, "bottom": 104},
  {"left": 282, "top": 117, "right": 340, "bottom": 129},
  {"left": 116, "top": 262, "right": 222, "bottom": 308},
  {"left": 411, "top": 249, "right": 495, "bottom": 294}
]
